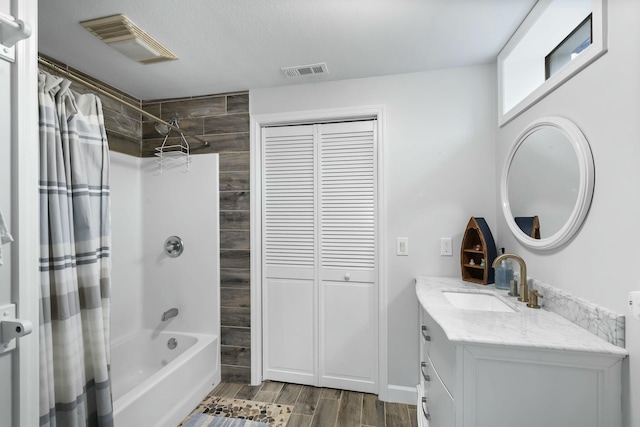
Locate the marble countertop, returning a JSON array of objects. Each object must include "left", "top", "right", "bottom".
[{"left": 416, "top": 276, "right": 628, "bottom": 358}]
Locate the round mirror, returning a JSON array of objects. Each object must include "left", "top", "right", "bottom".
[{"left": 501, "top": 116, "right": 595, "bottom": 250}]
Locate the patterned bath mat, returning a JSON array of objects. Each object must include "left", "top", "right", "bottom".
[
  {"left": 182, "top": 397, "right": 292, "bottom": 427},
  {"left": 183, "top": 413, "right": 268, "bottom": 427}
]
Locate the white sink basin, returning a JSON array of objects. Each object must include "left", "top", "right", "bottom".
[{"left": 442, "top": 290, "right": 516, "bottom": 313}]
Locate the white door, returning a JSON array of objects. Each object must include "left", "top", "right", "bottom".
[
  {"left": 262, "top": 121, "right": 378, "bottom": 393},
  {"left": 262, "top": 125, "right": 317, "bottom": 385},
  {"left": 318, "top": 121, "right": 377, "bottom": 392},
  {"left": 0, "top": 2, "right": 39, "bottom": 427}
]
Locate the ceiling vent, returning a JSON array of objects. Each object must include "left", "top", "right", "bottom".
[
  {"left": 281, "top": 63, "right": 329, "bottom": 78},
  {"left": 80, "top": 14, "right": 178, "bottom": 64}
]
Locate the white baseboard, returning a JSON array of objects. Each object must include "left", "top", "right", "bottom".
[{"left": 381, "top": 384, "right": 418, "bottom": 405}]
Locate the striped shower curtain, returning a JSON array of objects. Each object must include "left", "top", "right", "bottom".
[{"left": 38, "top": 70, "right": 113, "bottom": 427}]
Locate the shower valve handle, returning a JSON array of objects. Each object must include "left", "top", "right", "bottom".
[{"left": 164, "top": 236, "right": 184, "bottom": 258}]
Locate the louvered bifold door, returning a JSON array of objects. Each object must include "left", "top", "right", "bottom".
[
  {"left": 262, "top": 125, "right": 318, "bottom": 385},
  {"left": 318, "top": 120, "right": 378, "bottom": 393}
]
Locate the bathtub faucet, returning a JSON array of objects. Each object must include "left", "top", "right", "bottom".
[{"left": 161, "top": 308, "right": 179, "bottom": 321}]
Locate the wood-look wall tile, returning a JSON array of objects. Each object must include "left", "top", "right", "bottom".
[
  {"left": 219, "top": 152, "right": 250, "bottom": 171},
  {"left": 141, "top": 121, "right": 162, "bottom": 139},
  {"left": 141, "top": 102, "right": 161, "bottom": 118},
  {"left": 203, "top": 113, "right": 250, "bottom": 134},
  {"left": 219, "top": 191, "right": 250, "bottom": 210},
  {"left": 221, "top": 287, "right": 250, "bottom": 308},
  {"left": 174, "top": 117, "right": 204, "bottom": 134},
  {"left": 220, "top": 250, "right": 250, "bottom": 269},
  {"left": 220, "top": 269, "right": 250, "bottom": 287},
  {"left": 159, "top": 96, "right": 226, "bottom": 120},
  {"left": 220, "top": 171, "right": 250, "bottom": 191},
  {"left": 221, "top": 346, "right": 251, "bottom": 367},
  {"left": 220, "top": 211, "right": 251, "bottom": 231},
  {"left": 221, "top": 306, "right": 250, "bottom": 327},
  {"left": 195, "top": 133, "right": 250, "bottom": 154},
  {"left": 103, "top": 109, "right": 141, "bottom": 140},
  {"left": 107, "top": 133, "right": 141, "bottom": 157},
  {"left": 221, "top": 230, "right": 250, "bottom": 250},
  {"left": 221, "top": 327, "right": 251, "bottom": 347},
  {"left": 227, "top": 94, "right": 249, "bottom": 113},
  {"left": 121, "top": 104, "right": 142, "bottom": 121},
  {"left": 221, "top": 365, "right": 251, "bottom": 384}
]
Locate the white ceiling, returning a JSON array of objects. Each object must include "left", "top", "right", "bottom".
[{"left": 38, "top": 0, "right": 536, "bottom": 101}]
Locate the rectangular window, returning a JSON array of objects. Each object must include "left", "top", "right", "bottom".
[{"left": 545, "top": 14, "right": 592, "bottom": 79}]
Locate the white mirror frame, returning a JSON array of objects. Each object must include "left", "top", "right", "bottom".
[
  {"left": 498, "top": 0, "right": 607, "bottom": 126},
  {"left": 501, "top": 116, "right": 595, "bottom": 250}
]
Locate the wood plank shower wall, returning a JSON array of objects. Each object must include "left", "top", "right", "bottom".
[{"left": 40, "top": 58, "right": 252, "bottom": 383}]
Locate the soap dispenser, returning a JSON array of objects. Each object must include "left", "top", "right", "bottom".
[{"left": 495, "top": 248, "right": 513, "bottom": 290}]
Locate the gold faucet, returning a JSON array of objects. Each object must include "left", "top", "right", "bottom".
[
  {"left": 527, "top": 290, "right": 543, "bottom": 309},
  {"left": 492, "top": 253, "right": 529, "bottom": 303}
]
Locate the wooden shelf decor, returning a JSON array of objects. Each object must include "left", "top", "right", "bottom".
[
  {"left": 514, "top": 215, "right": 541, "bottom": 239},
  {"left": 460, "top": 217, "right": 497, "bottom": 285}
]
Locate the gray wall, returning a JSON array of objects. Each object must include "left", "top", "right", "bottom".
[
  {"left": 496, "top": 1, "right": 640, "bottom": 425},
  {"left": 251, "top": 64, "right": 497, "bottom": 393}
]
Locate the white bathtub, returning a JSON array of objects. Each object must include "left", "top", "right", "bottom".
[{"left": 111, "top": 330, "right": 220, "bottom": 427}]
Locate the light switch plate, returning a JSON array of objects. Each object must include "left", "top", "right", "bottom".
[{"left": 396, "top": 237, "right": 409, "bottom": 256}]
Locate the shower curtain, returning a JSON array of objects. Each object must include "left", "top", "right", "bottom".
[{"left": 38, "top": 70, "right": 113, "bottom": 427}]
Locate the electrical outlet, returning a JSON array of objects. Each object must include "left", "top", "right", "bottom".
[
  {"left": 440, "top": 237, "right": 452, "bottom": 256},
  {"left": 396, "top": 237, "right": 409, "bottom": 256}
]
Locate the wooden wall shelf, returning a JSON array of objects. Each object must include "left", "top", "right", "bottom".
[{"left": 460, "top": 217, "right": 497, "bottom": 285}]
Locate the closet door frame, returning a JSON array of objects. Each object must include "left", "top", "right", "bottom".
[{"left": 250, "top": 106, "right": 388, "bottom": 399}]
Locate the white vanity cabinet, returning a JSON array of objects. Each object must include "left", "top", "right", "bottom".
[{"left": 416, "top": 278, "right": 627, "bottom": 427}]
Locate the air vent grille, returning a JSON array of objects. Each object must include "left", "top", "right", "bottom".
[
  {"left": 281, "top": 63, "right": 329, "bottom": 78},
  {"left": 80, "top": 14, "right": 178, "bottom": 64}
]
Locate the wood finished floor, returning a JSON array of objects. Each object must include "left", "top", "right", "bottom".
[{"left": 208, "top": 381, "right": 418, "bottom": 427}]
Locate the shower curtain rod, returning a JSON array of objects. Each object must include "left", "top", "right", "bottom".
[{"left": 37, "top": 56, "right": 210, "bottom": 146}]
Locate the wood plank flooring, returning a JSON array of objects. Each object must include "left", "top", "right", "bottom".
[{"left": 207, "top": 381, "right": 417, "bottom": 427}]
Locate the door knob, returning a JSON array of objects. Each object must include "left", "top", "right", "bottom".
[{"left": 344, "top": 273, "right": 351, "bottom": 281}]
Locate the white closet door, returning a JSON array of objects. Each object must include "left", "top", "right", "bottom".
[
  {"left": 319, "top": 121, "right": 377, "bottom": 393},
  {"left": 262, "top": 125, "right": 317, "bottom": 384},
  {"left": 261, "top": 120, "right": 378, "bottom": 392}
]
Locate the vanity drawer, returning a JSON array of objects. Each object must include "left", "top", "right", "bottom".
[
  {"left": 422, "top": 360, "right": 455, "bottom": 427},
  {"left": 419, "top": 360, "right": 433, "bottom": 395},
  {"left": 421, "top": 310, "right": 456, "bottom": 396}
]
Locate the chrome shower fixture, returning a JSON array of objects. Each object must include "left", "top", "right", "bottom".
[
  {"left": 155, "top": 116, "right": 179, "bottom": 136},
  {"left": 154, "top": 122, "right": 170, "bottom": 136}
]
